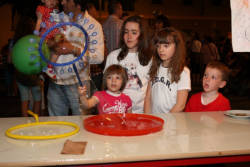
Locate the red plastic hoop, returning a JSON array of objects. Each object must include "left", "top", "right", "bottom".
[{"left": 84, "top": 113, "right": 164, "bottom": 136}]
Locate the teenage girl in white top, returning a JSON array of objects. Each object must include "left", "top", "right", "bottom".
[{"left": 105, "top": 15, "right": 152, "bottom": 113}]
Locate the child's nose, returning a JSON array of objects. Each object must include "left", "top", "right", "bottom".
[
  {"left": 158, "top": 46, "right": 163, "bottom": 52},
  {"left": 204, "top": 77, "right": 210, "bottom": 81},
  {"left": 128, "top": 32, "right": 132, "bottom": 39}
]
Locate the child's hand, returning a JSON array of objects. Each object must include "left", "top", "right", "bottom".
[
  {"left": 54, "top": 41, "right": 80, "bottom": 55},
  {"left": 54, "top": 33, "right": 66, "bottom": 43},
  {"left": 47, "top": 33, "right": 65, "bottom": 48},
  {"left": 78, "top": 86, "right": 87, "bottom": 96},
  {"left": 50, "top": 54, "right": 59, "bottom": 63}
]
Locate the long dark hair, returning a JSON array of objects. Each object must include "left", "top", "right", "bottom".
[
  {"left": 118, "top": 15, "right": 151, "bottom": 66},
  {"left": 149, "top": 27, "right": 186, "bottom": 83}
]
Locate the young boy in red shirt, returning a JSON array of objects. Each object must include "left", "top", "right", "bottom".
[{"left": 185, "top": 61, "right": 231, "bottom": 112}]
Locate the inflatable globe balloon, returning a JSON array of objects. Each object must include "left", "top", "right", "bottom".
[{"left": 12, "top": 35, "right": 50, "bottom": 75}]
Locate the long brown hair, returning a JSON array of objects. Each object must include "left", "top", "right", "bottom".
[
  {"left": 149, "top": 27, "right": 186, "bottom": 83},
  {"left": 118, "top": 15, "right": 151, "bottom": 66}
]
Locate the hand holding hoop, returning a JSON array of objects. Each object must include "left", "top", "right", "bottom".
[
  {"left": 39, "top": 22, "right": 89, "bottom": 86},
  {"left": 54, "top": 41, "right": 81, "bottom": 55}
]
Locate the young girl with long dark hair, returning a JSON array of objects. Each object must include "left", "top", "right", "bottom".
[{"left": 144, "top": 27, "right": 191, "bottom": 113}]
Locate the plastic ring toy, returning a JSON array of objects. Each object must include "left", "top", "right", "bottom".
[
  {"left": 5, "top": 110, "right": 80, "bottom": 140},
  {"left": 38, "top": 22, "right": 88, "bottom": 67}
]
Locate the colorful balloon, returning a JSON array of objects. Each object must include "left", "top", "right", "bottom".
[{"left": 12, "top": 35, "right": 50, "bottom": 75}]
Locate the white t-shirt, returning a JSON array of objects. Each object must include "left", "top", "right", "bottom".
[
  {"left": 105, "top": 49, "right": 151, "bottom": 113},
  {"left": 151, "top": 65, "right": 191, "bottom": 113}
]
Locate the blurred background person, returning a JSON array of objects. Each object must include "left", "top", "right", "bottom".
[
  {"left": 12, "top": 15, "right": 43, "bottom": 116},
  {"left": 154, "top": 14, "right": 170, "bottom": 33},
  {"left": 190, "top": 31, "right": 202, "bottom": 85},
  {"left": 86, "top": 2, "right": 99, "bottom": 19},
  {"left": 103, "top": 0, "right": 123, "bottom": 54},
  {"left": 200, "top": 35, "right": 220, "bottom": 75}
]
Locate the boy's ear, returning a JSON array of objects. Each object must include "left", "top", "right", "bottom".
[{"left": 219, "top": 81, "right": 227, "bottom": 88}]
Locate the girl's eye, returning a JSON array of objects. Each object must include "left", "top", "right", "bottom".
[
  {"left": 156, "top": 44, "right": 162, "bottom": 48},
  {"left": 107, "top": 76, "right": 112, "bottom": 79},
  {"left": 132, "top": 31, "right": 137, "bottom": 35},
  {"left": 124, "top": 30, "right": 128, "bottom": 34},
  {"left": 116, "top": 76, "right": 121, "bottom": 80},
  {"left": 211, "top": 76, "right": 216, "bottom": 80},
  {"left": 163, "top": 43, "right": 169, "bottom": 48}
]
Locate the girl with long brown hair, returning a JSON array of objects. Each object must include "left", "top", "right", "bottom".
[{"left": 144, "top": 27, "right": 191, "bottom": 113}]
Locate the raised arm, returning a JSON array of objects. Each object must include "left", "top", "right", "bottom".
[
  {"left": 78, "top": 86, "right": 99, "bottom": 109},
  {"left": 34, "top": 11, "right": 42, "bottom": 35}
]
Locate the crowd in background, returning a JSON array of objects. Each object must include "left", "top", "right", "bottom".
[{"left": 185, "top": 31, "right": 250, "bottom": 96}]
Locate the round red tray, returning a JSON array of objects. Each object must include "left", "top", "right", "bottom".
[{"left": 84, "top": 113, "right": 164, "bottom": 136}]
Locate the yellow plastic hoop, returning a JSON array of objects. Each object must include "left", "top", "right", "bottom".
[{"left": 5, "top": 110, "right": 80, "bottom": 140}]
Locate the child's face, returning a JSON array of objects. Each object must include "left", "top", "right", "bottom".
[
  {"left": 156, "top": 39, "right": 176, "bottom": 66},
  {"left": 43, "top": 0, "right": 58, "bottom": 9},
  {"left": 202, "top": 67, "right": 226, "bottom": 93},
  {"left": 106, "top": 73, "right": 123, "bottom": 94},
  {"left": 123, "top": 21, "right": 140, "bottom": 52}
]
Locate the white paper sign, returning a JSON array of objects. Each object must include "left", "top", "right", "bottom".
[{"left": 231, "top": 0, "right": 250, "bottom": 52}]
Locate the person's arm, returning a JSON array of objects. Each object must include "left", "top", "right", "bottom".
[
  {"left": 170, "top": 89, "right": 189, "bottom": 113},
  {"left": 86, "top": 13, "right": 104, "bottom": 64},
  {"left": 78, "top": 86, "right": 99, "bottom": 109},
  {"left": 144, "top": 81, "right": 152, "bottom": 114},
  {"left": 34, "top": 11, "right": 42, "bottom": 35},
  {"left": 47, "top": 34, "right": 81, "bottom": 55},
  {"left": 55, "top": 40, "right": 81, "bottom": 55}
]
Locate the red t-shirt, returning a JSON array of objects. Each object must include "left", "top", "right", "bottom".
[
  {"left": 93, "top": 91, "right": 132, "bottom": 114},
  {"left": 185, "top": 92, "right": 231, "bottom": 112},
  {"left": 36, "top": 5, "right": 59, "bottom": 39}
]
